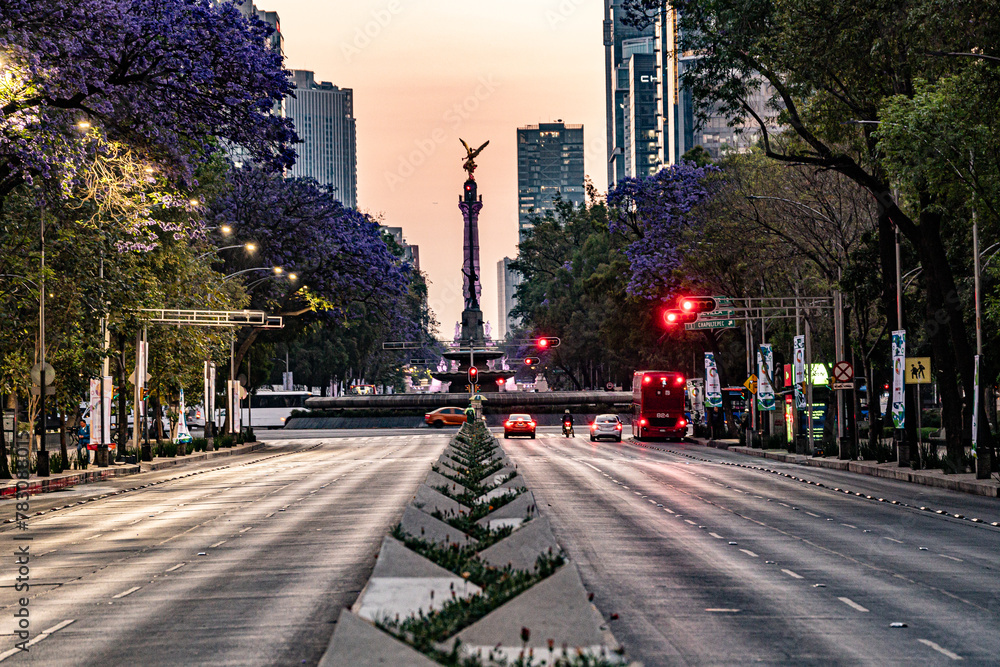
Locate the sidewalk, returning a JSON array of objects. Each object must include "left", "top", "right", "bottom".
[
  {"left": 688, "top": 437, "right": 1000, "bottom": 498},
  {"left": 1, "top": 442, "right": 268, "bottom": 499}
]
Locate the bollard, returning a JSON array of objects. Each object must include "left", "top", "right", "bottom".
[
  {"left": 141, "top": 443, "right": 152, "bottom": 461},
  {"left": 97, "top": 444, "right": 109, "bottom": 467},
  {"left": 37, "top": 449, "right": 50, "bottom": 477}
]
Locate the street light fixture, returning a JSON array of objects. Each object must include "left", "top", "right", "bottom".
[{"left": 195, "top": 243, "right": 255, "bottom": 261}]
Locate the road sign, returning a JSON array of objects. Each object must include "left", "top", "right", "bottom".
[
  {"left": 744, "top": 374, "right": 758, "bottom": 395},
  {"left": 905, "top": 357, "right": 931, "bottom": 384},
  {"left": 684, "top": 318, "right": 736, "bottom": 331},
  {"left": 30, "top": 362, "right": 55, "bottom": 386},
  {"left": 832, "top": 361, "right": 854, "bottom": 383},
  {"left": 833, "top": 381, "right": 854, "bottom": 391}
]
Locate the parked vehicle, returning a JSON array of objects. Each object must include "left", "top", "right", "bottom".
[
  {"left": 590, "top": 414, "right": 623, "bottom": 442},
  {"left": 503, "top": 414, "right": 536, "bottom": 439},
  {"left": 632, "top": 371, "right": 687, "bottom": 441},
  {"left": 424, "top": 407, "right": 467, "bottom": 428}
]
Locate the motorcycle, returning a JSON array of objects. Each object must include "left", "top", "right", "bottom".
[{"left": 562, "top": 421, "right": 574, "bottom": 437}]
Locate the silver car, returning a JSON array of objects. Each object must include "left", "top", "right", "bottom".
[{"left": 590, "top": 414, "right": 623, "bottom": 442}]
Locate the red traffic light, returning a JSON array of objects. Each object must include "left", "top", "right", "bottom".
[
  {"left": 535, "top": 336, "right": 560, "bottom": 349},
  {"left": 523, "top": 357, "right": 541, "bottom": 366},
  {"left": 469, "top": 366, "right": 479, "bottom": 380},
  {"left": 678, "top": 296, "right": 717, "bottom": 313},
  {"left": 663, "top": 309, "right": 696, "bottom": 326}
]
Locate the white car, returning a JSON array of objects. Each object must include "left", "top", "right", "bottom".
[{"left": 590, "top": 414, "right": 623, "bottom": 442}]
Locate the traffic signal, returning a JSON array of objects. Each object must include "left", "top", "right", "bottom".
[
  {"left": 468, "top": 366, "right": 479, "bottom": 384},
  {"left": 523, "top": 357, "right": 541, "bottom": 366},
  {"left": 663, "top": 309, "right": 697, "bottom": 326},
  {"left": 535, "top": 336, "right": 561, "bottom": 349},
  {"left": 678, "top": 296, "right": 717, "bottom": 313}
]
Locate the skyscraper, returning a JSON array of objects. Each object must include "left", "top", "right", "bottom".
[
  {"left": 604, "top": 1, "right": 655, "bottom": 187},
  {"left": 516, "top": 122, "right": 585, "bottom": 236},
  {"left": 497, "top": 257, "right": 521, "bottom": 339},
  {"left": 285, "top": 70, "right": 358, "bottom": 208}
]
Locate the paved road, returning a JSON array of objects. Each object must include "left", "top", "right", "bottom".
[
  {"left": 501, "top": 434, "right": 1000, "bottom": 666},
  {"left": 0, "top": 433, "right": 447, "bottom": 666}
]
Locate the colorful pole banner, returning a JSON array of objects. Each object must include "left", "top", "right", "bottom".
[
  {"left": 88, "top": 378, "right": 101, "bottom": 446},
  {"left": 757, "top": 344, "right": 775, "bottom": 411},
  {"left": 891, "top": 329, "right": 906, "bottom": 429},
  {"left": 972, "top": 354, "right": 980, "bottom": 457},
  {"left": 793, "top": 335, "right": 806, "bottom": 409},
  {"left": 705, "top": 353, "right": 722, "bottom": 408},
  {"left": 175, "top": 387, "right": 192, "bottom": 443},
  {"left": 101, "top": 375, "right": 113, "bottom": 449},
  {"left": 204, "top": 361, "right": 216, "bottom": 426},
  {"left": 227, "top": 380, "right": 242, "bottom": 433}
]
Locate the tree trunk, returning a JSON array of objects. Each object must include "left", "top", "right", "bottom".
[
  {"left": 0, "top": 393, "right": 11, "bottom": 479},
  {"left": 59, "top": 411, "right": 68, "bottom": 466}
]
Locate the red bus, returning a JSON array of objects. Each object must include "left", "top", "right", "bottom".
[{"left": 632, "top": 371, "right": 688, "bottom": 441}]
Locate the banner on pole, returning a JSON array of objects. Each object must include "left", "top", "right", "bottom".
[
  {"left": 972, "top": 354, "right": 980, "bottom": 457},
  {"left": 705, "top": 353, "right": 722, "bottom": 408},
  {"left": 891, "top": 329, "right": 906, "bottom": 429},
  {"left": 175, "top": 387, "right": 192, "bottom": 443},
  {"left": 228, "top": 380, "right": 242, "bottom": 433},
  {"left": 88, "top": 379, "right": 101, "bottom": 446},
  {"left": 204, "top": 361, "right": 216, "bottom": 425},
  {"left": 101, "top": 375, "right": 113, "bottom": 448},
  {"left": 793, "top": 335, "right": 806, "bottom": 409},
  {"left": 757, "top": 344, "right": 775, "bottom": 411}
]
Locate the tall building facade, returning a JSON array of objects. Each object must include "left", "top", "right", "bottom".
[
  {"left": 605, "top": 2, "right": 782, "bottom": 176},
  {"left": 603, "top": 1, "right": 656, "bottom": 187},
  {"left": 516, "top": 122, "right": 585, "bottom": 236},
  {"left": 497, "top": 257, "right": 521, "bottom": 339},
  {"left": 381, "top": 226, "right": 420, "bottom": 271},
  {"left": 285, "top": 70, "right": 357, "bottom": 208}
]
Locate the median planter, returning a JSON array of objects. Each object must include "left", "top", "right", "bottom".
[{"left": 321, "top": 420, "right": 630, "bottom": 666}]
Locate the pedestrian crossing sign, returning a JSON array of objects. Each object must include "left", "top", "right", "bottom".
[{"left": 904, "top": 357, "right": 931, "bottom": 384}]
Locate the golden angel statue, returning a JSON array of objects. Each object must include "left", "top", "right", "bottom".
[{"left": 460, "top": 138, "right": 489, "bottom": 176}]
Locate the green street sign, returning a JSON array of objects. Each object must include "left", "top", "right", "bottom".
[{"left": 685, "top": 318, "right": 736, "bottom": 331}]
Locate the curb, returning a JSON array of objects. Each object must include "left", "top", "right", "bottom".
[
  {"left": 723, "top": 444, "right": 999, "bottom": 498},
  {"left": 2, "top": 442, "right": 268, "bottom": 499}
]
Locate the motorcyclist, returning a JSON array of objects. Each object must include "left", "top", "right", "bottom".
[{"left": 562, "top": 409, "right": 574, "bottom": 436}]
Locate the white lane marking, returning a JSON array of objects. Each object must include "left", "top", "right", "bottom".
[
  {"left": 739, "top": 549, "right": 759, "bottom": 558},
  {"left": 805, "top": 511, "right": 820, "bottom": 517},
  {"left": 917, "top": 639, "right": 962, "bottom": 660},
  {"left": 778, "top": 502, "right": 790, "bottom": 507},
  {"left": 939, "top": 554, "right": 963, "bottom": 562},
  {"left": 210, "top": 540, "right": 227, "bottom": 548},
  {"left": 86, "top": 534, "right": 103, "bottom": 540},
  {"left": 113, "top": 586, "right": 141, "bottom": 599},
  {"left": 841, "top": 523, "right": 858, "bottom": 529},
  {"left": 705, "top": 608, "right": 740, "bottom": 613},
  {"left": 265, "top": 512, "right": 275, "bottom": 518},
  {"left": 0, "top": 619, "right": 76, "bottom": 660},
  {"left": 884, "top": 537, "right": 904, "bottom": 544},
  {"left": 710, "top": 532, "right": 724, "bottom": 539},
  {"left": 838, "top": 597, "right": 869, "bottom": 612},
  {"left": 663, "top": 508, "right": 675, "bottom": 514},
  {"left": 239, "top": 526, "right": 252, "bottom": 533},
  {"left": 781, "top": 569, "right": 804, "bottom": 579},
  {"left": 166, "top": 563, "right": 185, "bottom": 572},
  {"left": 685, "top": 519, "right": 697, "bottom": 525}
]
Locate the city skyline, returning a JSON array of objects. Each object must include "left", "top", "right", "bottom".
[{"left": 268, "top": 0, "right": 607, "bottom": 337}]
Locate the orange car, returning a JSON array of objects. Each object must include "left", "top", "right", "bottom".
[{"left": 424, "top": 407, "right": 468, "bottom": 428}]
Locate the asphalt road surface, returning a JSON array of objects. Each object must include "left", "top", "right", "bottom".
[
  {"left": 0, "top": 433, "right": 447, "bottom": 666},
  {"left": 501, "top": 433, "right": 1000, "bottom": 666}
]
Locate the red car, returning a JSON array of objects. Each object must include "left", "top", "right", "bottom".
[{"left": 503, "top": 414, "right": 536, "bottom": 439}]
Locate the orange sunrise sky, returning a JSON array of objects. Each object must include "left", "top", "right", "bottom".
[{"left": 268, "top": 0, "right": 608, "bottom": 335}]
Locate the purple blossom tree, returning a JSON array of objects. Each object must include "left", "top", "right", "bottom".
[
  {"left": 607, "top": 162, "right": 717, "bottom": 299},
  {"left": 0, "top": 0, "right": 296, "bottom": 202},
  {"left": 209, "top": 166, "right": 411, "bottom": 377}
]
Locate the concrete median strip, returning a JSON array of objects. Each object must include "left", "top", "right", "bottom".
[{"left": 320, "top": 420, "right": 631, "bottom": 666}]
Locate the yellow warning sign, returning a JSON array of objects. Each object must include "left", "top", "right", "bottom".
[
  {"left": 905, "top": 357, "right": 931, "bottom": 384},
  {"left": 744, "top": 374, "right": 758, "bottom": 395}
]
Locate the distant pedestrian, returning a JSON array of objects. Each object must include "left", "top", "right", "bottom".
[{"left": 77, "top": 419, "right": 90, "bottom": 462}]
